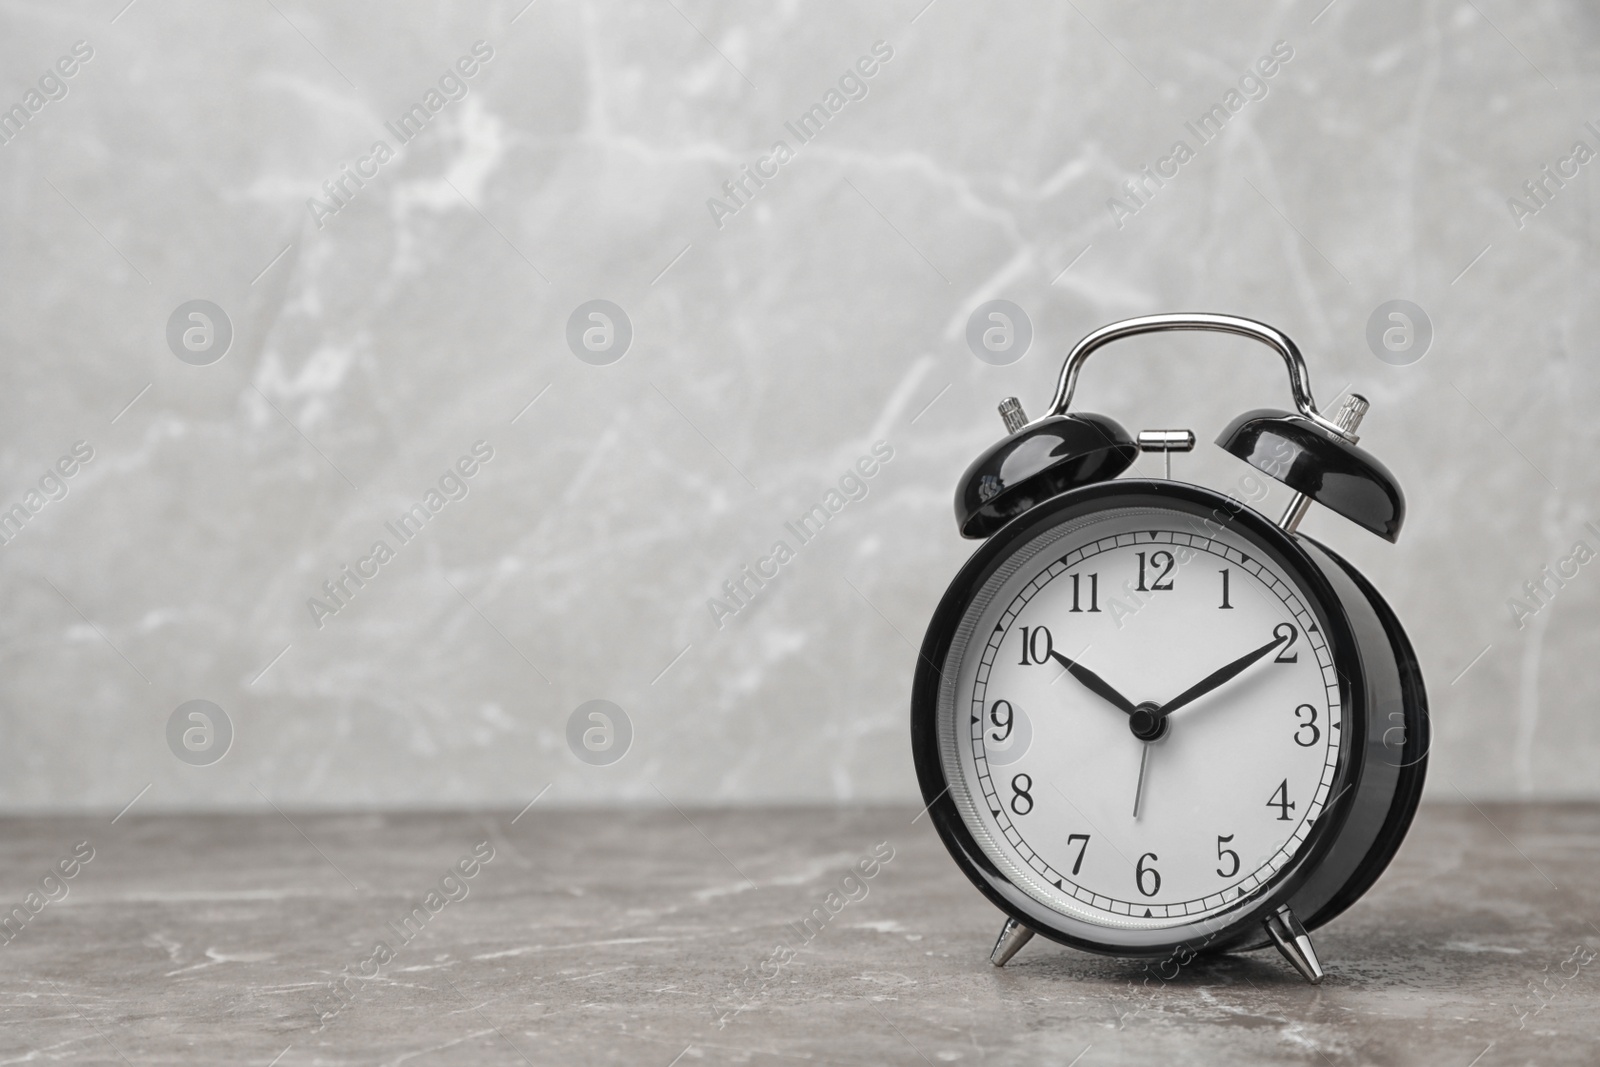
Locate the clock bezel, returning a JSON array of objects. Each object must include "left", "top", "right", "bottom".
[{"left": 911, "top": 479, "right": 1368, "bottom": 958}]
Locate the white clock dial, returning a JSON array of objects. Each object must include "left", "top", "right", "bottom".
[{"left": 942, "top": 508, "right": 1342, "bottom": 931}]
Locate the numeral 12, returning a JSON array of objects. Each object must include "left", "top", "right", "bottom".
[{"left": 1135, "top": 551, "right": 1174, "bottom": 592}]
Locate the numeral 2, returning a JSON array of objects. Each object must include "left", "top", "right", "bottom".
[{"left": 1273, "top": 622, "right": 1299, "bottom": 663}]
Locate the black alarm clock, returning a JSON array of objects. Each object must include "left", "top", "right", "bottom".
[{"left": 911, "top": 313, "right": 1428, "bottom": 982}]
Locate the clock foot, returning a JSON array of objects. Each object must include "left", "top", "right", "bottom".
[
  {"left": 990, "top": 918, "right": 1035, "bottom": 967},
  {"left": 1263, "top": 904, "right": 1324, "bottom": 984}
]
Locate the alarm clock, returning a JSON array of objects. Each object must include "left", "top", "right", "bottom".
[{"left": 911, "top": 313, "right": 1428, "bottom": 982}]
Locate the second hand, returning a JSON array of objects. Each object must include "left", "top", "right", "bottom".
[{"left": 1133, "top": 743, "right": 1151, "bottom": 819}]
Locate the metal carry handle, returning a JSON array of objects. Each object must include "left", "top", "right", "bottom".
[{"left": 1045, "top": 313, "right": 1354, "bottom": 441}]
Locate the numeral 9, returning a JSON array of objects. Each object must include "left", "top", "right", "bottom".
[{"left": 989, "top": 700, "right": 1013, "bottom": 743}]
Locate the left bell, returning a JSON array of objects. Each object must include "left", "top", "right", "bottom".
[{"left": 954, "top": 399, "right": 1138, "bottom": 539}]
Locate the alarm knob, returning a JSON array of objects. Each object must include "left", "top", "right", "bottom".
[
  {"left": 998, "top": 396, "right": 1028, "bottom": 434},
  {"left": 1216, "top": 393, "right": 1405, "bottom": 542}
]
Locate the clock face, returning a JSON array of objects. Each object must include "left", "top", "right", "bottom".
[{"left": 938, "top": 505, "right": 1345, "bottom": 935}]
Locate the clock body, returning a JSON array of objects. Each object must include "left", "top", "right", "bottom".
[{"left": 911, "top": 479, "right": 1428, "bottom": 959}]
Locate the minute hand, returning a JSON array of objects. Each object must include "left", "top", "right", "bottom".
[
  {"left": 1047, "top": 650, "right": 1137, "bottom": 716},
  {"left": 1157, "top": 634, "right": 1287, "bottom": 718}
]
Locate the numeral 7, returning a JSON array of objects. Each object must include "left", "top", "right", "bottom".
[{"left": 1067, "top": 833, "right": 1090, "bottom": 875}]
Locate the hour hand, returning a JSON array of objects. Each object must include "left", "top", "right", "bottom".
[{"left": 1047, "top": 650, "right": 1137, "bottom": 716}]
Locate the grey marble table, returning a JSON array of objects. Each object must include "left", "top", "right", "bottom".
[{"left": 0, "top": 803, "right": 1594, "bottom": 1065}]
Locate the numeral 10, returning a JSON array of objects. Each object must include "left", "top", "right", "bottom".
[{"left": 1018, "top": 626, "right": 1053, "bottom": 665}]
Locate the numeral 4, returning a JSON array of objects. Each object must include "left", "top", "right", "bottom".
[{"left": 1267, "top": 779, "right": 1295, "bottom": 821}]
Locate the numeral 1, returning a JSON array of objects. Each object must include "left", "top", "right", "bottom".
[
  {"left": 1069, "top": 572, "right": 1099, "bottom": 613},
  {"left": 1219, "top": 568, "right": 1233, "bottom": 609}
]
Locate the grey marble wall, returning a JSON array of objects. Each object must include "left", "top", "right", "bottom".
[{"left": 0, "top": 0, "right": 1595, "bottom": 810}]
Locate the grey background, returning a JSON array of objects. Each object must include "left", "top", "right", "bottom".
[{"left": 0, "top": 0, "right": 1594, "bottom": 811}]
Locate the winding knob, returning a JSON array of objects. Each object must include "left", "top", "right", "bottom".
[{"left": 998, "top": 397, "right": 1028, "bottom": 435}]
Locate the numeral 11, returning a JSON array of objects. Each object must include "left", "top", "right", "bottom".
[{"left": 1069, "top": 572, "right": 1099, "bottom": 613}]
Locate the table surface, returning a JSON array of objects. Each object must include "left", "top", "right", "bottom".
[{"left": 0, "top": 802, "right": 1595, "bottom": 1065}]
